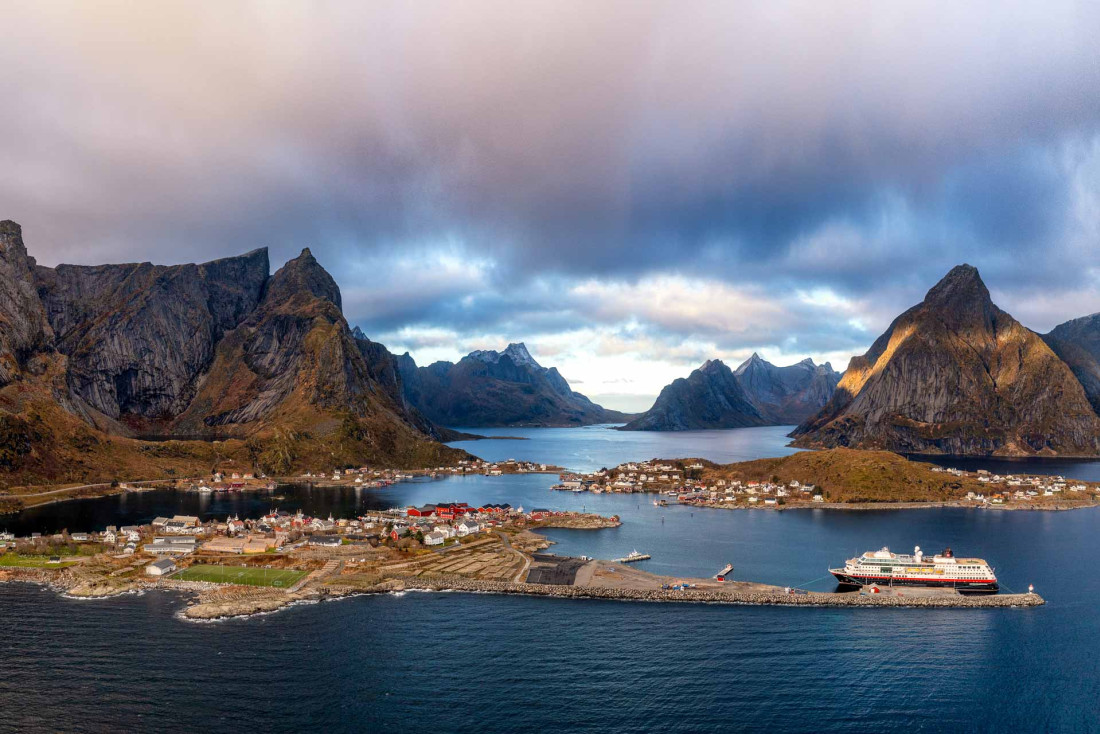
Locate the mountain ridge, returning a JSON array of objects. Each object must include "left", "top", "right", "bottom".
[
  {"left": 620, "top": 359, "right": 767, "bottom": 431},
  {"left": 397, "top": 342, "right": 630, "bottom": 427},
  {"left": 0, "top": 220, "right": 466, "bottom": 487},
  {"left": 791, "top": 264, "right": 1100, "bottom": 456}
]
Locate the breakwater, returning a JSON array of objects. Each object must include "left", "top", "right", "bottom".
[{"left": 391, "top": 576, "right": 1044, "bottom": 607}]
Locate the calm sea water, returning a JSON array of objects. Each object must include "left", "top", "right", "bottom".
[
  {"left": 2, "top": 426, "right": 1099, "bottom": 732},
  {"left": 448, "top": 423, "right": 802, "bottom": 472}
]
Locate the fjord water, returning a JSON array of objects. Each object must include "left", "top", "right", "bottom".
[
  {"left": 447, "top": 423, "right": 802, "bottom": 472},
  {"left": 2, "top": 425, "right": 1100, "bottom": 732}
]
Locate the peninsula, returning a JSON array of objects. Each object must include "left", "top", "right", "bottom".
[
  {"left": 0, "top": 498, "right": 1043, "bottom": 619},
  {"left": 561, "top": 449, "right": 1100, "bottom": 510}
]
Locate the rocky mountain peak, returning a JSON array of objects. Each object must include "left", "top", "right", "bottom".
[
  {"left": 503, "top": 342, "right": 539, "bottom": 368},
  {"left": 264, "top": 247, "right": 342, "bottom": 311},
  {"left": 917, "top": 263, "right": 998, "bottom": 333},
  {"left": 0, "top": 220, "right": 34, "bottom": 271},
  {"left": 793, "top": 264, "right": 1100, "bottom": 456},
  {"left": 700, "top": 358, "right": 728, "bottom": 373},
  {"left": 924, "top": 264, "right": 990, "bottom": 308}
]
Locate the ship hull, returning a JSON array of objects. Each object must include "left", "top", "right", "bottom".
[{"left": 831, "top": 570, "right": 998, "bottom": 593}]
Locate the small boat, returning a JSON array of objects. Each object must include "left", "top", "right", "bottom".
[{"left": 614, "top": 549, "right": 651, "bottom": 563}]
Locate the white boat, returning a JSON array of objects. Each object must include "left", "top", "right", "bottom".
[
  {"left": 614, "top": 549, "right": 651, "bottom": 563},
  {"left": 831, "top": 546, "right": 998, "bottom": 592}
]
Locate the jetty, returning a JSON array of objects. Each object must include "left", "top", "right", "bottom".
[
  {"left": 388, "top": 575, "right": 1044, "bottom": 608},
  {"left": 613, "top": 550, "right": 650, "bottom": 563}
]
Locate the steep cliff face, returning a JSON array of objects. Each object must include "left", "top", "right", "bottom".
[
  {"left": 1043, "top": 314, "right": 1100, "bottom": 415},
  {"left": 0, "top": 221, "right": 53, "bottom": 386},
  {"left": 620, "top": 359, "right": 767, "bottom": 431},
  {"left": 792, "top": 265, "right": 1100, "bottom": 456},
  {"left": 398, "top": 342, "right": 629, "bottom": 427},
  {"left": 733, "top": 353, "right": 840, "bottom": 424},
  {"left": 35, "top": 248, "right": 269, "bottom": 424},
  {"left": 0, "top": 221, "right": 466, "bottom": 485}
]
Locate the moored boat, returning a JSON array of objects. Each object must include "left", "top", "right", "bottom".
[
  {"left": 831, "top": 546, "right": 998, "bottom": 593},
  {"left": 614, "top": 549, "right": 651, "bottom": 563}
]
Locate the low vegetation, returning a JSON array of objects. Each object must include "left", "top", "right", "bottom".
[
  {"left": 172, "top": 564, "right": 308, "bottom": 588},
  {"left": 673, "top": 449, "right": 1033, "bottom": 503}
]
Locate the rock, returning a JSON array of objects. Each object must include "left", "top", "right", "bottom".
[
  {"left": 1043, "top": 313, "right": 1100, "bottom": 415},
  {"left": 35, "top": 248, "right": 269, "bottom": 421},
  {"left": 0, "top": 221, "right": 53, "bottom": 386},
  {"left": 733, "top": 353, "right": 841, "bottom": 424},
  {"left": 397, "top": 342, "right": 630, "bottom": 427},
  {"left": 792, "top": 264, "right": 1100, "bottom": 456},
  {"left": 621, "top": 359, "right": 767, "bottom": 431},
  {"left": 0, "top": 220, "right": 467, "bottom": 481}
]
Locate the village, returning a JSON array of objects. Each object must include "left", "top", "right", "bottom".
[
  {"left": 552, "top": 459, "right": 1100, "bottom": 510},
  {"left": 0, "top": 485, "right": 1045, "bottom": 616},
  {"left": 0, "top": 457, "right": 559, "bottom": 514},
  {"left": 0, "top": 494, "right": 630, "bottom": 618}
]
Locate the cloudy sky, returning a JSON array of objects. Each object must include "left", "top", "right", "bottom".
[{"left": 4, "top": 2, "right": 1100, "bottom": 411}]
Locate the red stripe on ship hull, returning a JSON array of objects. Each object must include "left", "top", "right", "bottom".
[{"left": 843, "top": 573, "right": 996, "bottom": 584}]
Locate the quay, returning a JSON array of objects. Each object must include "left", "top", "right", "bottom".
[{"left": 394, "top": 574, "right": 1045, "bottom": 608}]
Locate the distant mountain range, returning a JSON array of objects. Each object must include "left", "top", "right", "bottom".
[
  {"left": 621, "top": 355, "right": 839, "bottom": 431},
  {"left": 0, "top": 219, "right": 464, "bottom": 487},
  {"left": 10, "top": 211, "right": 1100, "bottom": 480},
  {"left": 1042, "top": 314, "right": 1100, "bottom": 416},
  {"left": 791, "top": 264, "right": 1100, "bottom": 456},
  {"left": 397, "top": 343, "right": 630, "bottom": 427}
]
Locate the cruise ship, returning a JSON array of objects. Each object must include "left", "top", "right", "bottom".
[{"left": 831, "top": 546, "right": 998, "bottom": 592}]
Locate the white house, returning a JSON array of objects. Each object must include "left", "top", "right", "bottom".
[
  {"left": 456, "top": 520, "right": 480, "bottom": 537},
  {"left": 424, "top": 531, "right": 445, "bottom": 546},
  {"left": 145, "top": 558, "right": 177, "bottom": 576}
]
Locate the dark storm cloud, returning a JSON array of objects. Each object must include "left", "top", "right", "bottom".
[{"left": 3, "top": 0, "right": 1100, "bottom": 357}]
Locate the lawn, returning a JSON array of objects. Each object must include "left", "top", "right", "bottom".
[
  {"left": 0, "top": 553, "right": 77, "bottom": 568},
  {"left": 172, "top": 564, "right": 308, "bottom": 588}
]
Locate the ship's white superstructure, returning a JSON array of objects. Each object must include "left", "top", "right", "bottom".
[{"left": 831, "top": 546, "right": 998, "bottom": 592}]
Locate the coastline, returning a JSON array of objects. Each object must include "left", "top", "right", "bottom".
[
  {"left": 0, "top": 569, "right": 1044, "bottom": 621},
  {"left": 687, "top": 499, "right": 1100, "bottom": 512}
]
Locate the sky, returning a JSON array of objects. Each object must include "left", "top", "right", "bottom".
[{"left": 4, "top": 2, "right": 1100, "bottom": 411}]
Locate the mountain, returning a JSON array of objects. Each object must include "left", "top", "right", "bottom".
[
  {"left": 397, "top": 342, "right": 630, "bottom": 427},
  {"left": 791, "top": 264, "right": 1100, "bottom": 456},
  {"left": 733, "top": 353, "right": 840, "bottom": 424},
  {"left": 620, "top": 359, "right": 767, "bottom": 431},
  {"left": 0, "top": 220, "right": 465, "bottom": 487},
  {"left": 1043, "top": 314, "right": 1100, "bottom": 415}
]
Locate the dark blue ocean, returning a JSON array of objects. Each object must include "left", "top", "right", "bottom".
[{"left": 2, "top": 425, "right": 1099, "bottom": 733}]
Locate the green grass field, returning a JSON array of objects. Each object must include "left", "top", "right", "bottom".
[
  {"left": 0, "top": 553, "right": 77, "bottom": 568},
  {"left": 172, "top": 565, "right": 308, "bottom": 588}
]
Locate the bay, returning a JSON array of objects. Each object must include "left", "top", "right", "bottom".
[{"left": 2, "top": 425, "right": 1099, "bottom": 732}]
